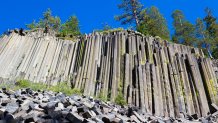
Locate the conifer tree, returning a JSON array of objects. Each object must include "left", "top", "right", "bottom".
[
  {"left": 194, "top": 18, "right": 212, "bottom": 57},
  {"left": 60, "top": 16, "right": 80, "bottom": 37},
  {"left": 195, "top": 18, "right": 206, "bottom": 47},
  {"left": 26, "top": 20, "right": 37, "bottom": 30},
  {"left": 204, "top": 8, "right": 217, "bottom": 38},
  {"left": 172, "top": 10, "right": 185, "bottom": 44},
  {"left": 172, "top": 10, "right": 196, "bottom": 46},
  {"left": 203, "top": 8, "right": 218, "bottom": 58},
  {"left": 26, "top": 8, "right": 61, "bottom": 31},
  {"left": 137, "top": 6, "right": 170, "bottom": 40},
  {"left": 115, "top": 0, "right": 143, "bottom": 27}
]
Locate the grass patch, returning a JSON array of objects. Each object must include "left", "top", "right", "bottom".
[
  {"left": 14, "top": 80, "right": 82, "bottom": 96},
  {"left": 97, "top": 92, "right": 108, "bottom": 102},
  {"left": 49, "top": 82, "right": 82, "bottom": 95},
  {"left": 16, "top": 80, "right": 31, "bottom": 88},
  {"left": 94, "top": 28, "right": 124, "bottom": 34}
]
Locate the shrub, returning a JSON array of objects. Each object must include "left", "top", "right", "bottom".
[
  {"left": 15, "top": 80, "right": 82, "bottom": 96},
  {"left": 31, "top": 83, "right": 47, "bottom": 91},
  {"left": 115, "top": 93, "right": 127, "bottom": 106},
  {"left": 49, "top": 82, "right": 82, "bottom": 96},
  {"left": 71, "top": 88, "right": 82, "bottom": 95},
  {"left": 16, "top": 80, "right": 31, "bottom": 88},
  {"left": 94, "top": 28, "right": 124, "bottom": 34},
  {"left": 16, "top": 80, "right": 47, "bottom": 91},
  {"left": 98, "top": 92, "right": 108, "bottom": 102}
]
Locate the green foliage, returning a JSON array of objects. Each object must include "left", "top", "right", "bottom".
[
  {"left": 195, "top": 18, "right": 207, "bottom": 47},
  {"left": 26, "top": 20, "right": 38, "bottom": 30},
  {"left": 98, "top": 92, "right": 108, "bottom": 102},
  {"left": 102, "top": 23, "right": 112, "bottom": 31},
  {"left": 92, "top": 22, "right": 112, "bottom": 32},
  {"left": 204, "top": 8, "right": 217, "bottom": 38},
  {"left": 49, "top": 82, "right": 82, "bottom": 96},
  {"left": 94, "top": 27, "right": 124, "bottom": 34},
  {"left": 31, "top": 83, "right": 48, "bottom": 91},
  {"left": 114, "top": 76, "right": 126, "bottom": 106},
  {"left": 0, "top": 34, "right": 4, "bottom": 38},
  {"left": 172, "top": 10, "right": 185, "bottom": 44},
  {"left": 203, "top": 8, "right": 218, "bottom": 59},
  {"left": 41, "top": 8, "right": 61, "bottom": 31},
  {"left": 26, "top": 8, "right": 61, "bottom": 31},
  {"left": 16, "top": 80, "right": 31, "bottom": 88},
  {"left": 182, "top": 22, "right": 196, "bottom": 46},
  {"left": 59, "top": 16, "right": 81, "bottom": 37},
  {"left": 26, "top": 8, "right": 81, "bottom": 39},
  {"left": 16, "top": 80, "right": 47, "bottom": 91},
  {"left": 137, "top": 6, "right": 170, "bottom": 40},
  {"left": 115, "top": 0, "right": 143, "bottom": 27},
  {"left": 184, "top": 7, "right": 218, "bottom": 58},
  {"left": 115, "top": 92, "right": 127, "bottom": 106},
  {"left": 15, "top": 80, "right": 82, "bottom": 96},
  {"left": 212, "top": 46, "right": 218, "bottom": 59},
  {"left": 172, "top": 10, "right": 196, "bottom": 46}
]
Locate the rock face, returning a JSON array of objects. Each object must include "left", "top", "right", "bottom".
[{"left": 0, "top": 29, "right": 218, "bottom": 118}]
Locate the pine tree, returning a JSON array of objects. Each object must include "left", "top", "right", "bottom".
[
  {"left": 203, "top": 8, "right": 218, "bottom": 58},
  {"left": 102, "top": 23, "right": 112, "bottom": 31},
  {"left": 26, "top": 20, "right": 37, "bottom": 30},
  {"left": 210, "top": 23, "right": 218, "bottom": 59},
  {"left": 115, "top": 0, "right": 143, "bottom": 27},
  {"left": 172, "top": 10, "right": 196, "bottom": 46},
  {"left": 195, "top": 18, "right": 206, "bottom": 47},
  {"left": 42, "top": 8, "right": 61, "bottom": 31},
  {"left": 60, "top": 16, "right": 80, "bottom": 37},
  {"left": 183, "top": 21, "right": 196, "bottom": 46},
  {"left": 172, "top": 10, "right": 185, "bottom": 44},
  {"left": 194, "top": 18, "right": 212, "bottom": 57},
  {"left": 43, "top": 8, "right": 52, "bottom": 27},
  {"left": 26, "top": 8, "right": 61, "bottom": 31},
  {"left": 137, "top": 6, "right": 170, "bottom": 40},
  {"left": 50, "top": 16, "right": 61, "bottom": 32},
  {"left": 204, "top": 8, "right": 217, "bottom": 38}
]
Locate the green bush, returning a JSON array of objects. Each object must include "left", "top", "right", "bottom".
[
  {"left": 16, "top": 80, "right": 48, "bottom": 91},
  {"left": 15, "top": 80, "right": 82, "bottom": 96},
  {"left": 49, "top": 82, "right": 82, "bottom": 96},
  {"left": 94, "top": 28, "right": 124, "bottom": 34},
  {"left": 31, "top": 83, "right": 47, "bottom": 91},
  {"left": 71, "top": 88, "right": 82, "bottom": 95},
  {"left": 98, "top": 92, "right": 108, "bottom": 102},
  {"left": 16, "top": 80, "right": 31, "bottom": 88},
  {"left": 115, "top": 93, "right": 127, "bottom": 106}
]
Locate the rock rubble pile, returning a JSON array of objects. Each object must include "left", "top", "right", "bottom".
[{"left": 0, "top": 88, "right": 218, "bottom": 123}]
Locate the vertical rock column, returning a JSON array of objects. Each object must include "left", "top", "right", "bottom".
[{"left": 186, "top": 54, "right": 210, "bottom": 116}]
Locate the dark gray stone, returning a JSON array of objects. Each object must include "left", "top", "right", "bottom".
[
  {"left": 46, "top": 101, "right": 58, "bottom": 109},
  {"left": 82, "top": 111, "right": 93, "bottom": 119},
  {"left": 66, "top": 112, "right": 84, "bottom": 123}
]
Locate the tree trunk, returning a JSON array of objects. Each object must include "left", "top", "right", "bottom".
[{"left": 131, "top": 0, "right": 140, "bottom": 27}]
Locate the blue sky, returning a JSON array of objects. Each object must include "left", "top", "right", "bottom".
[{"left": 0, "top": 0, "right": 218, "bottom": 35}]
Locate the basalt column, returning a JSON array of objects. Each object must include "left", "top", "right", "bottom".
[{"left": 0, "top": 29, "right": 218, "bottom": 118}]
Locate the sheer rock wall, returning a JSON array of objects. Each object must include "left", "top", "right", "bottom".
[{"left": 0, "top": 29, "right": 218, "bottom": 118}]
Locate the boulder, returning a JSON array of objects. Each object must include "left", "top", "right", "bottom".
[{"left": 66, "top": 112, "right": 84, "bottom": 123}]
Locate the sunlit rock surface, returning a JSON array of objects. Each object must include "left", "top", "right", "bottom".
[{"left": 0, "top": 29, "right": 218, "bottom": 118}]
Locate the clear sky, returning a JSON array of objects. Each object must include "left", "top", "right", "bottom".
[{"left": 0, "top": 0, "right": 218, "bottom": 35}]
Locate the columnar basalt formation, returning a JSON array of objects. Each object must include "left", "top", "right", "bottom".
[{"left": 0, "top": 29, "right": 218, "bottom": 118}]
